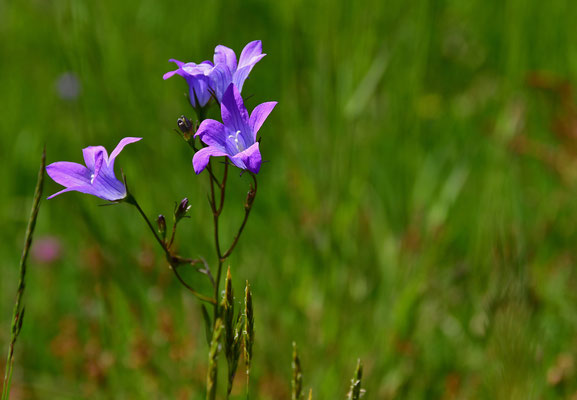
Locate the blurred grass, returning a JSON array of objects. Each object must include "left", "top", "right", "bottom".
[{"left": 2, "top": 0, "right": 577, "bottom": 398}]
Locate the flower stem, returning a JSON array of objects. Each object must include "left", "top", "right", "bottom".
[
  {"left": 126, "top": 194, "right": 165, "bottom": 249},
  {"left": 221, "top": 173, "right": 257, "bottom": 260},
  {"left": 126, "top": 193, "right": 216, "bottom": 305},
  {"left": 206, "top": 160, "right": 224, "bottom": 329},
  {"left": 2, "top": 148, "right": 45, "bottom": 400}
]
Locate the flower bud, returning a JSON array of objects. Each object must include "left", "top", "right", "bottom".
[
  {"left": 175, "top": 198, "right": 191, "bottom": 222},
  {"left": 177, "top": 116, "right": 193, "bottom": 139},
  {"left": 245, "top": 185, "right": 256, "bottom": 210},
  {"left": 157, "top": 215, "right": 166, "bottom": 240}
]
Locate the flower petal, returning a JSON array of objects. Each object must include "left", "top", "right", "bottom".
[
  {"left": 192, "top": 146, "right": 229, "bottom": 175},
  {"left": 185, "top": 74, "right": 212, "bottom": 107},
  {"left": 249, "top": 101, "right": 277, "bottom": 139},
  {"left": 230, "top": 142, "right": 262, "bottom": 174},
  {"left": 47, "top": 186, "right": 84, "bottom": 199},
  {"left": 237, "top": 41, "right": 263, "bottom": 70},
  {"left": 82, "top": 146, "right": 108, "bottom": 171},
  {"left": 214, "top": 45, "right": 237, "bottom": 73},
  {"left": 208, "top": 63, "right": 233, "bottom": 103},
  {"left": 233, "top": 41, "right": 266, "bottom": 91},
  {"left": 221, "top": 84, "right": 252, "bottom": 146},
  {"left": 195, "top": 119, "right": 228, "bottom": 150},
  {"left": 90, "top": 173, "right": 127, "bottom": 201},
  {"left": 163, "top": 59, "right": 185, "bottom": 80},
  {"left": 233, "top": 57, "right": 266, "bottom": 92},
  {"left": 169, "top": 59, "right": 185, "bottom": 68},
  {"left": 163, "top": 70, "right": 179, "bottom": 80},
  {"left": 50, "top": 186, "right": 107, "bottom": 199},
  {"left": 109, "top": 137, "right": 142, "bottom": 168},
  {"left": 46, "top": 161, "right": 92, "bottom": 187}
]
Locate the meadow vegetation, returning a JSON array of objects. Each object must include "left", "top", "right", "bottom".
[{"left": 2, "top": 0, "right": 577, "bottom": 398}]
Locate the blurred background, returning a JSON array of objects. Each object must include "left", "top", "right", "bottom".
[{"left": 2, "top": 0, "right": 577, "bottom": 398}]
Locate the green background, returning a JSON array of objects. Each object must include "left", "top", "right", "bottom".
[{"left": 2, "top": 0, "right": 577, "bottom": 398}]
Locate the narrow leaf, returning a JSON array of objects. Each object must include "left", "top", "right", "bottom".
[
  {"left": 201, "top": 304, "right": 212, "bottom": 347},
  {"left": 2, "top": 148, "right": 45, "bottom": 400},
  {"left": 206, "top": 318, "right": 223, "bottom": 400},
  {"left": 291, "top": 342, "right": 303, "bottom": 400},
  {"left": 346, "top": 359, "right": 364, "bottom": 400}
]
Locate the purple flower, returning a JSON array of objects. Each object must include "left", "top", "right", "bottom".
[
  {"left": 192, "top": 84, "right": 276, "bottom": 174},
  {"left": 163, "top": 40, "right": 266, "bottom": 107},
  {"left": 211, "top": 40, "right": 266, "bottom": 100},
  {"left": 163, "top": 61, "right": 218, "bottom": 108},
  {"left": 46, "top": 137, "right": 142, "bottom": 201}
]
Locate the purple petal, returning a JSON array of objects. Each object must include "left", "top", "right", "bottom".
[
  {"left": 185, "top": 74, "right": 212, "bottom": 107},
  {"left": 48, "top": 182, "right": 124, "bottom": 201},
  {"left": 92, "top": 151, "right": 105, "bottom": 181},
  {"left": 169, "top": 59, "right": 185, "bottom": 68},
  {"left": 181, "top": 62, "right": 205, "bottom": 75},
  {"left": 195, "top": 119, "right": 228, "bottom": 150},
  {"left": 237, "top": 41, "right": 263, "bottom": 69},
  {"left": 82, "top": 146, "right": 108, "bottom": 171},
  {"left": 163, "top": 59, "right": 185, "bottom": 80},
  {"left": 46, "top": 161, "right": 92, "bottom": 188},
  {"left": 90, "top": 174, "right": 127, "bottom": 201},
  {"left": 214, "top": 45, "right": 237, "bottom": 72},
  {"left": 232, "top": 55, "right": 266, "bottom": 92},
  {"left": 230, "top": 142, "right": 262, "bottom": 173},
  {"left": 233, "top": 41, "right": 266, "bottom": 91},
  {"left": 47, "top": 186, "right": 84, "bottom": 200},
  {"left": 109, "top": 137, "right": 142, "bottom": 168},
  {"left": 208, "top": 63, "right": 233, "bottom": 103},
  {"left": 220, "top": 84, "right": 252, "bottom": 146},
  {"left": 249, "top": 101, "right": 277, "bottom": 139},
  {"left": 163, "top": 70, "right": 179, "bottom": 80},
  {"left": 192, "top": 146, "right": 229, "bottom": 175}
]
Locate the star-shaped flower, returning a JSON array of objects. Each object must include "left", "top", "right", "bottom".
[
  {"left": 193, "top": 84, "right": 276, "bottom": 174},
  {"left": 46, "top": 137, "right": 142, "bottom": 201},
  {"left": 163, "top": 41, "right": 266, "bottom": 108}
]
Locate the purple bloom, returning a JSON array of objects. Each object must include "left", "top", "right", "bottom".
[
  {"left": 212, "top": 40, "right": 266, "bottom": 99},
  {"left": 163, "top": 60, "right": 219, "bottom": 108},
  {"left": 46, "top": 137, "right": 142, "bottom": 201},
  {"left": 163, "top": 40, "right": 266, "bottom": 107},
  {"left": 193, "top": 84, "right": 276, "bottom": 174}
]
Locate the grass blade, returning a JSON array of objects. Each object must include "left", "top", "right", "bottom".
[
  {"left": 291, "top": 342, "right": 303, "bottom": 400},
  {"left": 2, "top": 148, "right": 45, "bottom": 400},
  {"left": 206, "top": 318, "right": 223, "bottom": 400},
  {"left": 346, "top": 359, "right": 364, "bottom": 400}
]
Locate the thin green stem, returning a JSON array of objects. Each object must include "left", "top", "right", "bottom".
[
  {"left": 127, "top": 194, "right": 216, "bottom": 305},
  {"left": 127, "top": 195, "right": 165, "bottom": 249},
  {"left": 217, "top": 162, "right": 229, "bottom": 216},
  {"left": 2, "top": 149, "right": 45, "bottom": 400},
  {"left": 167, "top": 220, "right": 177, "bottom": 249},
  {"left": 206, "top": 159, "right": 224, "bottom": 328},
  {"left": 221, "top": 174, "right": 257, "bottom": 260}
]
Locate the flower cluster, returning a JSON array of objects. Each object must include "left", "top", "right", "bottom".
[
  {"left": 164, "top": 40, "right": 277, "bottom": 175},
  {"left": 46, "top": 40, "right": 275, "bottom": 199},
  {"left": 163, "top": 41, "right": 266, "bottom": 107}
]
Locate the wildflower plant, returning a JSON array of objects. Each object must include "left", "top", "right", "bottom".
[{"left": 32, "top": 40, "right": 363, "bottom": 399}]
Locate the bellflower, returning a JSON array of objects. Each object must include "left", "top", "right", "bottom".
[
  {"left": 46, "top": 137, "right": 142, "bottom": 201},
  {"left": 163, "top": 61, "right": 220, "bottom": 108},
  {"left": 193, "top": 84, "right": 276, "bottom": 174},
  {"left": 163, "top": 40, "right": 266, "bottom": 107},
  {"left": 211, "top": 40, "right": 266, "bottom": 100}
]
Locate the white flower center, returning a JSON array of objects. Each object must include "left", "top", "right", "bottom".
[
  {"left": 90, "top": 173, "right": 95, "bottom": 184},
  {"left": 228, "top": 130, "right": 245, "bottom": 153}
]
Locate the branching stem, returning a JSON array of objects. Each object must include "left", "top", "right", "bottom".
[{"left": 127, "top": 194, "right": 216, "bottom": 305}]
